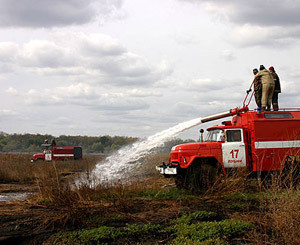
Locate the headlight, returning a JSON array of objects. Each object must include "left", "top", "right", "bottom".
[{"left": 171, "top": 146, "right": 176, "bottom": 151}]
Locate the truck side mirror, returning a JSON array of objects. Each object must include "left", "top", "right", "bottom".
[{"left": 199, "top": 129, "right": 204, "bottom": 142}]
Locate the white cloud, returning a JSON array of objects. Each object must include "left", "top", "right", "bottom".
[
  {"left": 25, "top": 83, "right": 150, "bottom": 111},
  {"left": 230, "top": 25, "right": 300, "bottom": 47},
  {"left": 220, "top": 50, "right": 235, "bottom": 61},
  {"left": 0, "top": 109, "right": 18, "bottom": 116},
  {"left": 181, "top": 0, "right": 300, "bottom": 47},
  {"left": 179, "top": 78, "right": 243, "bottom": 92},
  {"left": 78, "top": 33, "right": 126, "bottom": 57},
  {"left": 0, "top": 42, "right": 18, "bottom": 62},
  {"left": 19, "top": 40, "right": 76, "bottom": 68},
  {"left": 0, "top": 32, "right": 171, "bottom": 87},
  {"left": 127, "top": 89, "right": 162, "bottom": 97},
  {"left": 5, "top": 87, "right": 18, "bottom": 95}
]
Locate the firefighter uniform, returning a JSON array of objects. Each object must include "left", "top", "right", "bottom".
[
  {"left": 269, "top": 67, "right": 281, "bottom": 111},
  {"left": 255, "top": 69, "right": 275, "bottom": 110},
  {"left": 252, "top": 69, "right": 262, "bottom": 108},
  {"left": 254, "top": 78, "right": 262, "bottom": 108}
]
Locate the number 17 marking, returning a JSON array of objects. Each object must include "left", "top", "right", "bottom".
[{"left": 230, "top": 149, "right": 239, "bottom": 158}]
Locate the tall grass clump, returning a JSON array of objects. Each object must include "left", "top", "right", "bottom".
[{"left": 250, "top": 161, "right": 300, "bottom": 244}]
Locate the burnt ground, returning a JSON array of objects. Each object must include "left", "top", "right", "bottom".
[{"left": 0, "top": 182, "right": 263, "bottom": 245}]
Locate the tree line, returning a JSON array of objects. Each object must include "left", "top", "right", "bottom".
[{"left": 0, "top": 132, "right": 195, "bottom": 154}]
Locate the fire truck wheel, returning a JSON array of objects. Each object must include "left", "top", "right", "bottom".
[
  {"left": 184, "top": 163, "right": 218, "bottom": 191},
  {"left": 175, "top": 174, "right": 185, "bottom": 189},
  {"left": 281, "top": 161, "right": 300, "bottom": 188}
]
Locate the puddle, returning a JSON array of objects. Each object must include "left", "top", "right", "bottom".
[{"left": 0, "top": 192, "right": 31, "bottom": 202}]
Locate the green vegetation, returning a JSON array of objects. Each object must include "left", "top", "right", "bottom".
[
  {"left": 46, "top": 214, "right": 252, "bottom": 245},
  {"left": 138, "top": 188, "right": 198, "bottom": 200},
  {"left": 223, "top": 192, "right": 263, "bottom": 201},
  {"left": 0, "top": 132, "right": 194, "bottom": 153},
  {"left": 172, "top": 219, "right": 253, "bottom": 244},
  {"left": 46, "top": 223, "right": 163, "bottom": 244},
  {"left": 172, "top": 210, "right": 219, "bottom": 225}
]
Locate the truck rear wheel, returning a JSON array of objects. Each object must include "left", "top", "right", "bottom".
[{"left": 281, "top": 160, "right": 300, "bottom": 188}]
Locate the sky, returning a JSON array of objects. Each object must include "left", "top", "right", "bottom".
[{"left": 1, "top": 0, "right": 300, "bottom": 140}]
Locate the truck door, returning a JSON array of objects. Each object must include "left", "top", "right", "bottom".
[
  {"left": 222, "top": 129, "right": 246, "bottom": 168},
  {"left": 45, "top": 150, "right": 52, "bottom": 161}
]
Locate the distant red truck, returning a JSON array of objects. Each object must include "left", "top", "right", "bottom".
[{"left": 31, "top": 145, "right": 83, "bottom": 162}]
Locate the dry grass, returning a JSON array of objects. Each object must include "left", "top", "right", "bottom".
[
  {"left": 29, "top": 153, "right": 175, "bottom": 227},
  {"left": 3, "top": 153, "right": 300, "bottom": 244},
  {"left": 248, "top": 167, "right": 300, "bottom": 244},
  {"left": 0, "top": 154, "right": 103, "bottom": 183}
]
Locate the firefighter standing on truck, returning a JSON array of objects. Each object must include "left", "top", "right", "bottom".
[
  {"left": 252, "top": 68, "right": 262, "bottom": 110},
  {"left": 254, "top": 65, "right": 275, "bottom": 111},
  {"left": 269, "top": 66, "right": 281, "bottom": 111}
]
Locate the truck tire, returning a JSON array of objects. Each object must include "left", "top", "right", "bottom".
[
  {"left": 182, "top": 161, "right": 218, "bottom": 191},
  {"left": 281, "top": 160, "right": 300, "bottom": 188}
]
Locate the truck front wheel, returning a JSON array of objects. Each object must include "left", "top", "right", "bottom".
[{"left": 176, "top": 160, "right": 219, "bottom": 191}]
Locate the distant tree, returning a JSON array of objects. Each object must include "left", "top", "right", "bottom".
[
  {"left": 27, "top": 144, "right": 41, "bottom": 152},
  {"left": 2, "top": 140, "right": 21, "bottom": 152},
  {"left": 91, "top": 142, "right": 104, "bottom": 153},
  {"left": 110, "top": 143, "right": 121, "bottom": 152},
  {"left": 100, "top": 136, "right": 112, "bottom": 147}
]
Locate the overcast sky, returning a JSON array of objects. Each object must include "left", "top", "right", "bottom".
[{"left": 0, "top": 0, "right": 300, "bottom": 139}]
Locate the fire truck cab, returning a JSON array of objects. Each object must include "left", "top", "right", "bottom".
[
  {"left": 31, "top": 144, "right": 83, "bottom": 162},
  {"left": 157, "top": 109, "right": 300, "bottom": 188}
]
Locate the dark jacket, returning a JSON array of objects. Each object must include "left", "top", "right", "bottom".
[{"left": 270, "top": 71, "right": 281, "bottom": 93}]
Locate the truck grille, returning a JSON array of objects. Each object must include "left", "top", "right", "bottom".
[{"left": 170, "top": 152, "right": 178, "bottom": 160}]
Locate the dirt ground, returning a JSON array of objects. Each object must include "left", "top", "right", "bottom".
[{"left": 0, "top": 185, "right": 51, "bottom": 244}]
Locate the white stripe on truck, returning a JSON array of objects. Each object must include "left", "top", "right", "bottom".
[
  {"left": 255, "top": 140, "right": 300, "bottom": 149},
  {"left": 53, "top": 154, "right": 74, "bottom": 157}
]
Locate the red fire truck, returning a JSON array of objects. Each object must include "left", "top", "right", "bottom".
[
  {"left": 31, "top": 144, "right": 83, "bottom": 162},
  {"left": 157, "top": 92, "right": 300, "bottom": 188}
]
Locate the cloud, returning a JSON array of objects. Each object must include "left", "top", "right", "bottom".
[
  {"left": 0, "top": 32, "right": 172, "bottom": 87},
  {"left": 220, "top": 50, "right": 235, "bottom": 61},
  {"left": 79, "top": 33, "right": 126, "bottom": 57},
  {"left": 126, "top": 89, "right": 162, "bottom": 97},
  {"left": 19, "top": 40, "right": 76, "bottom": 68},
  {"left": 5, "top": 87, "right": 18, "bottom": 95},
  {"left": 25, "top": 83, "right": 150, "bottom": 112},
  {"left": 0, "top": 42, "right": 18, "bottom": 62},
  {"left": 179, "top": 78, "right": 244, "bottom": 92},
  {"left": 201, "top": 0, "right": 300, "bottom": 27},
  {"left": 180, "top": 0, "right": 300, "bottom": 47},
  {"left": 0, "top": 0, "right": 124, "bottom": 28},
  {"left": 0, "top": 109, "right": 18, "bottom": 117},
  {"left": 230, "top": 25, "right": 300, "bottom": 47}
]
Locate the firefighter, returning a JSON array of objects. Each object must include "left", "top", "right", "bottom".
[
  {"left": 269, "top": 66, "right": 281, "bottom": 111},
  {"left": 255, "top": 65, "right": 275, "bottom": 111},
  {"left": 51, "top": 138, "right": 56, "bottom": 146},
  {"left": 252, "top": 68, "right": 262, "bottom": 110}
]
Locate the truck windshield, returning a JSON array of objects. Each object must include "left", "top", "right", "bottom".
[{"left": 206, "top": 129, "right": 224, "bottom": 142}]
